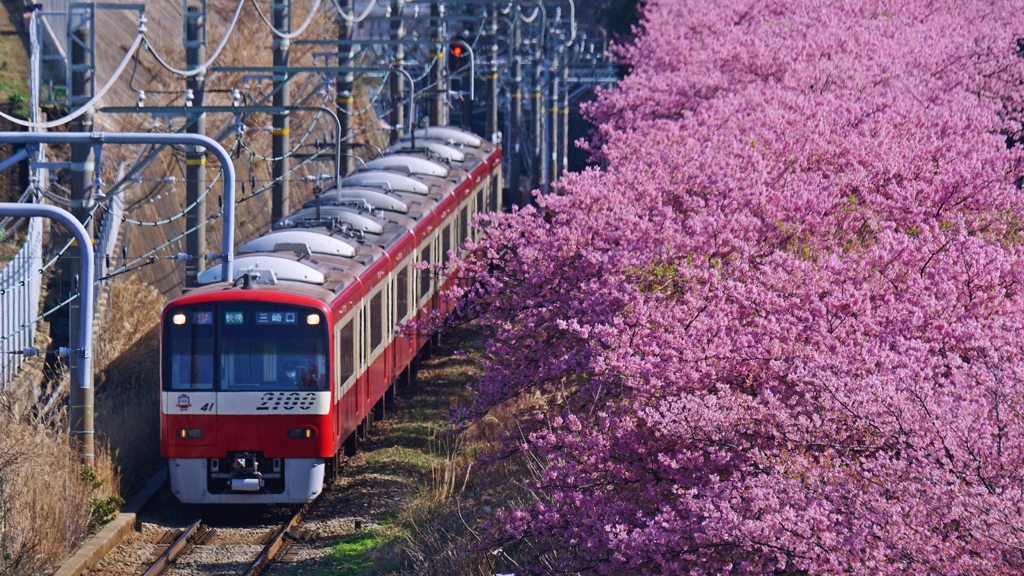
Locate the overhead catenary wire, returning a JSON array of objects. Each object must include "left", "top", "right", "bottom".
[
  {"left": 0, "top": 187, "right": 37, "bottom": 236},
  {"left": 0, "top": 145, "right": 333, "bottom": 343},
  {"left": 252, "top": 0, "right": 324, "bottom": 39},
  {"left": 35, "top": 202, "right": 103, "bottom": 275},
  {"left": 336, "top": 70, "right": 392, "bottom": 115},
  {"left": 118, "top": 171, "right": 222, "bottom": 226},
  {"left": 0, "top": 21, "right": 494, "bottom": 334},
  {"left": 232, "top": 92, "right": 333, "bottom": 162},
  {"left": 331, "top": 0, "right": 379, "bottom": 23},
  {"left": 519, "top": 5, "right": 541, "bottom": 24},
  {"left": 0, "top": 35, "right": 144, "bottom": 129},
  {"left": 142, "top": 0, "right": 246, "bottom": 77}
]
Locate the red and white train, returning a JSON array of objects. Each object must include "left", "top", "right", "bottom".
[{"left": 160, "top": 127, "right": 501, "bottom": 504}]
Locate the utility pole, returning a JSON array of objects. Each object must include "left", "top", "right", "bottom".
[
  {"left": 337, "top": 0, "right": 355, "bottom": 175},
  {"left": 69, "top": 20, "right": 94, "bottom": 467},
  {"left": 547, "top": 55, "right": 559, "bottom": 189},
  {"left": 389, "top": 0, "right": 405, "bottom": 144},
  {"left": 485, "top": 5, "right": 498, "bottom": 143},
  {"left": 509, "top": 55, "right": 522, "bottom": 206},
  {"left": 530, "top": 44, "right": 544, "bottom": 195},
  {"left": 184, "top": 5, "right": 207, "bottom": 287},
  {"left": 559, "top": 63, "right": 569, "bottom": 180},
  {"left": 461, "top": 56, "right": 473, "bottom": 131},
  {"left": 271, "top": 0, "right": 291, "bottom": 222},
  {"left": 428, "top": 1, "right": 445, "bottom": 126}
]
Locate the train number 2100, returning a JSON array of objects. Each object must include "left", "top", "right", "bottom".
[{"left": 255, "top": 392, "right": 318, "bottom": 411}]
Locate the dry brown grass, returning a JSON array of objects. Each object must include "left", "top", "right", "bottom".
[
  {"left": 0, "top": 409, "right": 120, "bottom": 575},
  {"left": 94, "top": 277, "right": 165, "bottom": 495},
  {"left": 0, "top": 266, "right": 160, "bottom": 575},
  {"left": 0, "top": 277, "right": 166, "bottom": 575}
]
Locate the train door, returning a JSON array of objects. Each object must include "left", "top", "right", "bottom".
[
  {"left": 491, "top": 163, "right": 503, "bottom": 211},
  {"left": 438, "top": 221, "right": 451, "bottom": 312},
  {"left": 387, "top": 270, "right": 395, "bottom": 392},
  {"left": 358, "top": 301, "right": 368, "bottom": 421},
  {"left": 474, "top": 182, "right": 487, "bottom": 241},
  {"left": 459, "top": 204, "right": 469, "bottom": 254},
  {"left": 393, "top": 260, "right": 412, "bottom": 375},
  {"left": 334, "top": 311, "right": 358, "bottom": 443},
  {"left": 366, "top": 282, "right": 388, "bottom": 407},
  {"left": 417, "top": 237, "right": 434, "bottom": 317}
]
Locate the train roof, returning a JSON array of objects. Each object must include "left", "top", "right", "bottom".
[
  {"left": 176, "top": 127, "right": 499, "bottom": 310},
  {"left": 306, "top": 188, "right": 410, "bottom": 214},
  {"left": 385, "top": 139, "right": 467, "bottom": 162},
  {"left": 341, "top": 170, "right": 429, "bottom": 194},
  {"left": 363, "top": 155, "right": 449, "bottom": 177},
  {"left": 238, "top": 230, "right": 358, "bottom": 258},
  {"left": 409, "top": 127, "right": 484, "bottom": 148}
]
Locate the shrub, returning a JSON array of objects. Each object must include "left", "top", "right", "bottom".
[{"left": 453, "top": 1, "right": 1024, "bottom": 573}]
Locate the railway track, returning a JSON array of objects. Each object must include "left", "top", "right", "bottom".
[{"left": 137, "top": 502, "right": 315, "bottom": 576}]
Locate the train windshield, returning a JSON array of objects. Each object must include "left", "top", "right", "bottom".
[{"left": 163, "top": 303, "right": 328, "bottom": 392}]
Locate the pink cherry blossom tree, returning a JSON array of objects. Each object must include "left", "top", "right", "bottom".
[{"left": 451, "top": 0, "right": 1024, "bottom": 573}]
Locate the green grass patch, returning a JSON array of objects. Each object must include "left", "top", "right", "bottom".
[
  {"left": 0, "top": 77, "right": 28, "bottom": 118},
  {"left": 319, "top": 527, "right": 402, "bottom": 576},
  {"left": 362, "top": 444, "right": 445, "bottom": 478}
]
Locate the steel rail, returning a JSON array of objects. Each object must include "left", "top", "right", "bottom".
[
  {"left": 142, "top": 519, "right": 201, "bottom": 576},
  {"left": 243, "top": 502, "right": 313, "bottom": 576}
]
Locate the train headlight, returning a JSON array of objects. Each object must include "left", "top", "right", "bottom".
[
  {"left": 306, "top": 314, "right": 320, "bottom": 325},
  {"left": 288, "top": 427, "right": 317, "bottom": 439},
  {"left": 178, "top": 428, "right": 204, "bottom": 439},
  {"left": 172, "top": 313, "right": 187, "bottom": 325}
]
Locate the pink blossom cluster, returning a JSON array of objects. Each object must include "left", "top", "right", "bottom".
[{"left": 453, "top": 0, "right": 1024, "bottom": 573}]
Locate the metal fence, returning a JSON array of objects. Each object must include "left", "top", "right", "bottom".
[
  {"left": 0, "top": 216, "right": 44, "bottom": 387},
  {"left": 34, "top": 2, "right": 70, "bottom": 106},
  {"left": 94, "top": 189, "right": 123, "bottom": 307}
]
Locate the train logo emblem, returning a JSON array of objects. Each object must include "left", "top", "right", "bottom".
[{"left": 177, "top": 394, "right": 191, "bottom": 412}]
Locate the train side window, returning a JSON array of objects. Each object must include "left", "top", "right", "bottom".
[
  {"left": 420, "top": 242, "right": 432, "bottom": 299},
  {"left": 476, "top": 186, "right": 484, "bottom": 214},
  {"left": 396, "top": 266, "right": 409, "bottom": 321},
  {"left": 441, "top": 225, "right": 451, "bottom": 267},
  {"left": 370, "top": 290, "right": 383, "bottom": 351},
  {"left": 489, "top": 177, "right": 499, "bottom": 212},
  {"left": 459, "top": 206, "right": 468, "bottom": 247},
  {"left": 337, "top": 319, "right": 355, "bottom": 389}
]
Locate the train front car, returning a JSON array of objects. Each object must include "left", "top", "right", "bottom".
[
  {"left": 159, "top": 126, "right": 501, "bottom": 506},
  {"left": 161, "top": 292, "right": 334, "bottom": 504}
]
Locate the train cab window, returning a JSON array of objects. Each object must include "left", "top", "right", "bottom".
[
  {"left": 218, "top": 305, "right": 328, "bottom": 392},
  {"left": 337, "top": 319, "right": 355, "bottom": 385},
  {"left": 396, "top": 266, "right": 409, "bottom": 321},
  {"left": 459, "top": 206, "right": 468, "bottom": 247},
  {"left": 420, "top": 242, "right": 433, "bottom": 299},
  {"left": 441, "top": 225, "right": 451, "bottom": 267},
  {"left": 370, "top": 291, "right": 383, "bottom": 351},
  {"left": 165, "top": 307, "right": 215, "bottom": 390}
]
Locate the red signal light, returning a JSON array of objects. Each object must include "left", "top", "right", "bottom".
[{"left": 452, "top": 45, "right": 464, "bottom": 57}]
